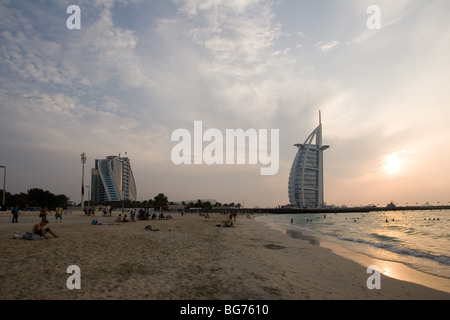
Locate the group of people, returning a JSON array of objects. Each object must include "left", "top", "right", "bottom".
[
  {"left": 228, "top": 212, "right": 237, "bottom": 222},
  {"left": 10, "top": 206, "right": 60, "bottom": 240},
  {"left": 115, "top": 213, "right": 134, "bottom": 223},
  {"left": 39, "top": 206, "right": 63, "bottom": 223},
  {"left": 114, "top": 211, "right": 173, "bottom": 222}
]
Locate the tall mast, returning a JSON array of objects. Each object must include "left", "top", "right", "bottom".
[{"left": 317, "top": 110, "right": 322, "bottom": 146}]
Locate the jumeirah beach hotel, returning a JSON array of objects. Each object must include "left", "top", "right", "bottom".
[{"left": 91, "top": 155, "right": 137, "bottom": 203}]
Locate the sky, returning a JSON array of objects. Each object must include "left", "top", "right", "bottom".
[{"left": 1, "top": 0, "right": 450, "bottom": 208}]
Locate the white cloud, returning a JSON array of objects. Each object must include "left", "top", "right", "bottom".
[
  {"left": 315, "top": 40, "right": 340, "bottom": 53},
  {"left": 2, "top": 0, "right": 450, "bottom": 206},
  {"left": 350, "top": 0, "right": 418, "bottom": 44},
  {"left": 297, "top": 31, "right": 306, "bottom": 39},
  {"left": 178, "top": 0, "right": 284, "bottom": 78}
]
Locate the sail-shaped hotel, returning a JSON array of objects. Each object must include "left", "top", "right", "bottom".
[{"left": 288, "top": 112, "right": 329, "bottom": 208}]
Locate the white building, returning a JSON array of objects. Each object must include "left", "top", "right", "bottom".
[
  {"left": 91, "top": 155, "right": 137, "bottom": 203},
  {"left": 288, "top": 113, "right": 329, "bottom": 208}
]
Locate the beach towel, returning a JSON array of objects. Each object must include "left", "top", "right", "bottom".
[{"left": 13, "top": 232, "right": 41, "bottom": 240}]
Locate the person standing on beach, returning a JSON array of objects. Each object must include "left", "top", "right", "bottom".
[
  {"left": 11, "top": 205, "right": 19, "bottom": 223},
  {"left": 39, "top": 207, "right": 48, "bottom": 221},
  {"left": 55, "top": 207, "right": 63, "bottom": 223}
]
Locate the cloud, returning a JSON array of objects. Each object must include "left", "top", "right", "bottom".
[
  {"left": 350, "top": 0, "right": 418, "bottom": 44},
  {"left": 315, "top": 40, "right": 340, "bottom": 53},
  {"left": 1, "top": 0, "right": 450, "bottom": 207},
  {"left": 177, "top": 0, "right": 284, "bottom": 78}
]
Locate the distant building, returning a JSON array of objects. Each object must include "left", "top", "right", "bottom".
[
  {"left": 288, "top": 113, "right": 329, "bottom": 208},
  {"left": 91, "top": 155, "right": 137, "bottom": 203}
]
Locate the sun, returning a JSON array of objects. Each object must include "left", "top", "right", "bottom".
[
  {"left": 381, "top": 150, "right": 417, "bottom": 175},
  {"left": 382, "top": 154, "right": 402, "bottom": 175}
]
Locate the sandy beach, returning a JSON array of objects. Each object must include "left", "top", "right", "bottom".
[{"left": 0, "top": 210, "right": 449, "bottom": 301}]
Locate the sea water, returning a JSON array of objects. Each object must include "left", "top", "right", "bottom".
[{"left": 256, "top": 209, "right": 450, "bottom": 280}]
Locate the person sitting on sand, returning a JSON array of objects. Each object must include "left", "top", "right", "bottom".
[
  {"left": 31, "top": 219, "right": 58, "bottom": 239},
  {"left": 144, "top": 225, "right": 159, "bottom": 231},
  {"left": 122, "top": 214, "right": 129, "bottom": 222},
  {"left": 115, "top": 214, "right": 123, "bottom": 223}
]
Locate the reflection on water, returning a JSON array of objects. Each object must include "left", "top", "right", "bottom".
[{"left": 256, "top": 210, "right": 450, "bottom": 280}]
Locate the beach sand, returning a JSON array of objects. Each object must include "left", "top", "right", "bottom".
[{"left": 0, "top": 210, "right": 449, "bottom": 300}]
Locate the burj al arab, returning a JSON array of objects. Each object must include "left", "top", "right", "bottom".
[{"left": 288, "top": 112, "right": 329, "bottom": 208}]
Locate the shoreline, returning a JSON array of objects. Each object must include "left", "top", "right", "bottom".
[
  {"left": 0, "top": 211, "right": 449, "bottom": 300},
  {"left": 261, "top": 220, "right": 450, "bottom": 294}
]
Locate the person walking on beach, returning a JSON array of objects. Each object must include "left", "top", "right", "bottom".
[
  {"left": 39, "top": 207, "right": 48, "bottom": 221},
  {"left": 31, "top": 219, "right": 59, "bottom": 239},
  {"left": 55, "top": 207, "right": 63, "bottom": 223},
  {"left": 11, "top": 205, "right": 19, "bottom": 223}
]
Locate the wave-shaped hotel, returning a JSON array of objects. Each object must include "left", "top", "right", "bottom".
[
  {"left": 91, "top": 155, "right": 137, "bottom": 203},
  {"left": 288, "top": 112, "right": 329, "bottom": 208}
]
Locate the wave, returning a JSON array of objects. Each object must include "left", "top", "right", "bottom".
[
  {"left": 369, "top": 233, "right": 400, "bottom": 243},
  {"left": 336, "top": 235, "right": 450, "bottom": 266}
]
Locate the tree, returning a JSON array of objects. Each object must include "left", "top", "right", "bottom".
[
  {"left": 153, "top": 193, "right": 168, "bottom": 208},
  {"left": 27, "top": 188, "right": 70, "bottom": 210},
  {"left": 195, "top": 199, "right": 203, "bottom": 207},
  {"left": 202, "top": 201, "right": 212, "bottom": 210},
  {"left": 9, "top": 192, "right": 29, "bottom": 209},
  {"left": 5, "top": 188, "right": 70, "bottom": 210}
]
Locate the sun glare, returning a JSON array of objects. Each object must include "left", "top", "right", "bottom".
[
  {"left": 381, "top": 150, "right": 416, "bottom": 175},
  {"left": 383, "top": 154, "right": 402, "bottom": 175}
]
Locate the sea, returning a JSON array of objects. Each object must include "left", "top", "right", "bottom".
[{"left": 255, "top": 209, "right": 450, "bottom": 281}]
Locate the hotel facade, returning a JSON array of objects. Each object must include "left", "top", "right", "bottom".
[
  {"left": 91, "top": 155, "right": 137, "bottom": 203},
  {"left": 288, "top": 114, "right": 329, "bottom": 208}
]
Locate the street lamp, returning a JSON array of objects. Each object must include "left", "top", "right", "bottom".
[
  {"left": 85, "top": 185, "right": 90, "bottom": 214},
  {"left": 0, "top": 165, "right": 5, "bottom": 210},
  {"left": 81, "top": 153, "right": 86, "bottom": 211}
]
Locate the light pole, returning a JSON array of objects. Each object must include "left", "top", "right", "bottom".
[
  {"left": 81, "top": 153, "right": 86, "bottom": 211},
  {"left": 85, "top": 185, "right": 90, "bottom": 214},
  {"left": 0, "top": 165, "right": 5, "bottom": 210}
]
